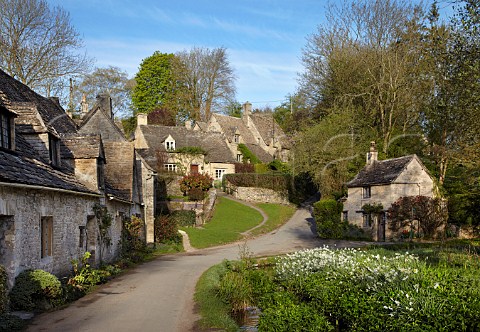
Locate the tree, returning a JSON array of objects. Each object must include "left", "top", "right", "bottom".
[
  {"left": 131, "top": 52, "right": 178, "bottom": 115},
  {"left": 175, "top": 47, "right": 236, "bottom": 121},
  {"left": 0, "top": 0, "right": 92, "bottom": 97},
  {"left": 75, "top": 66, "right": 133, "bottom": 118},
  {"left": 388, "top": 196, "right": 448, "bottom": 239},
  {"left": 298, "top": 0, "right": 427, "bottom": 154}
]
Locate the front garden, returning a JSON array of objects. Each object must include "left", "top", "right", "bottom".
[{"left": 196, "top": 240, "right": 480, "bottom": 331}]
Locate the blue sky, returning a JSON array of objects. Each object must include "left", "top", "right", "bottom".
[{"left": 46, "top": 0, "right": 329, "bottom": 108}]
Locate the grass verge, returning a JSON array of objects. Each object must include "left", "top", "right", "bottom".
[
  {"left": 249, "top": 203, "right": 296, "bottom": 236},
  {"left": 194, "top": 263, "right": 239, "bottom": 332},
  {"left": 182, "top": 196, "right": 263, "bottom": 249}
]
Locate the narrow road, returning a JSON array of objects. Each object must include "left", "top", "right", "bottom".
[{"left": 26, "top": 205, "right": 366, "bottom": 332}]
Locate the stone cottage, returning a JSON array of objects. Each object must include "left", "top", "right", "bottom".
[
  {"left": 0, "top": 69, "right": 139, "bottom": 286},
  {"left": 134, "top": 115, "right": 236, "bottom": 242},
  {"left": 192, "top": 102, "right": 291, "bottom": 163},
  {"left": 342, "top": 142, "right": 436, "bottom": 241}
]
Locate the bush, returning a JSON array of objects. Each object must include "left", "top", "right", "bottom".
[
  {"left": 179, "top": 173, "right": 213, "bottom": 195},
  {"left": 225, "top": 173, "right": 289, "bottom": 192},
  {"left": 171, "top": 210, "right": 196, "bottom": 227},
  {"left": 234, "top": 162, "right": 254, "bottom": 174},
  {"left": 188, "top": 187, "right": 205, "bottom": 201},
  {"left": 154, "top": 215, "right": 181, "bottom": 243},
  {"left": 122, "top": 215, "right": 146, "bottom": 254},
  {"left": 313, "top": 199, "right": 342, "bottom": 223},
  {"left": 9, "top": 269, "right": 62, "bottom": 311},
  {"left": 0, "top": 266, "right": 7, "bottom": 314},
  {"left": 237, "top": 144, "right": 261, "bottom": 164}
]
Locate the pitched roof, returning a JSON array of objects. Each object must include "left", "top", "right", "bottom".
[
  {"left": 0, "top": 133, "right": 95, "bottom": 194},
  {"left": 211, "top": 114, "right": 256, "bottom": 144},
  {"left": 137, "top": 125, "right": 236, "bottom": 170},
  {"left": 245, "top": 143, "right": 274, "bottom": 163},
  {"left": 347, "top": 155, "right": 417, "bottom": 187},
  {"left": 249, "top": 113, "right": 291, "bottom": 149},
  {"left": 60, "top": 134, "right": 104, "bottom": 160},
  {"left": 0, "top": 69, "right": 77, "bottom": 134}
]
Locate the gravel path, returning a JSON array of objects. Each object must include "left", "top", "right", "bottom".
[{"left": 26, "top": 201, "right": 367, "bottom": 332}]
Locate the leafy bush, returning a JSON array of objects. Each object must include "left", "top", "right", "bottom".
[
  {"left": 234, "top": 162, "right": 254, "bottom": 174},
  {"left": 267, "top": 159, "right": 291, "bottom": 173},
  {"left": 0, "top": 266, "right": 7, "bottom": 314},
  {"left": 154, "top": 215, "right": 181, "bottom": 243},
  {"left": 313, "top": 199, "right": 342, "bottom": 223},
  {"left": 9, "top": 269, "right": 62, "bottom": 311},
  {"left": 171, "top": 210, "right": 196, "bottom": 227},
  {"left": 225, "top": 173, "right": 289, "bottom": 192},
  {"left": 179, "top": 173, "right": 213, "bottom": 195},
  {"left": 122, "top": 215, "right": 146, "bottom": 254},
  {"left": 188, "top": 187, "right": 205, "bottom": 201}
]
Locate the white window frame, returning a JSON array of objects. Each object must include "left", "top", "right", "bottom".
[
  {"left": 215, "top": 169, "right": 226, "bottom": 180},
  {"left": 362, "top": 186, "right": 371, "bottom": 198},
  {"left": 234, "top": 134, "right": 240, "bottom": 143},
  {"left": 164, "top": 163, "right": 177, "bottom": 173}
]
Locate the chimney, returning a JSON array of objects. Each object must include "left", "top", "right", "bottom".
[
  {"left": 185, "top": 120, "right": 193, "bottom": 130},
  {"left": 137, "top": 113, "right": 148, "bottom": 126},
  {"left": 96, "top": 94, "right": 113, "bottom": 119},
  {"left": 366, "top": 141, "right": 378, "bottom": 165},
  {"left": 242, "top": 101, "right": 252, "bottom": 127},
  {"left": 80, "top": 94, "right": 89, "bottom": 118}
]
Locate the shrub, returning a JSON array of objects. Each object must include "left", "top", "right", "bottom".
[
  {"left": 171, "top": 210, "right": 196, "bottom": 227},
  {"left": 122, "top": 215, "right": 146, "bottom": 254},
  {"left": 188, "top": 187, "right": 205, "bottom": 201},
  {"left": 313, "top": 199, "right": 343, "bottom": 223},
  {"left": 154, "top": 215, "right": 181, "bottom": 243},
  {"left": 224, "top": 173, "right": 289, "bottom": 192},
  {"left": 179, "top": 173, "right": 213, "bottom": 195},
  {"left": 9, "top": 269, "right": 62, "bottom": 311},
  {"left": 234, "top": 162, "right": 254, "bottom": 174},
  {"left": 0, "top": 266, "right": 7, "bottom": 314}
]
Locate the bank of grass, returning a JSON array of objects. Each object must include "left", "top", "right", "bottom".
[
  {"left": 194, "top": 263, "right": 238, "bottom": 332},
  {"left": 182, "top": 196, "right": 263, "bottom": 249},
  {"left": 249, "top": 203, "right": 296, "bottom": 236},
  {"left": 195, "top": 240, "right": 480, "bottom": 331}
]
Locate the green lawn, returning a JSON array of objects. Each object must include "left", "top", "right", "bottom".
[
  {"left": 183, "top": 196, "right": 263, "bottom": 249},
  {"left": 250, "top": 203, "right": 296, "bottom": 236}
]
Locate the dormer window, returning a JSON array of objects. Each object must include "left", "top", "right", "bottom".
[
  {"left": 0, "top": 107, "right": 13, "bottom": 150},
  {"left": 234, "top": 134, "right": 240, "bottom": 143},
  {"left": 48, "top": 134, "right": 60, "bottom": 166},
  {"left": 165, "top": 135, "right": 175, "bottom": 151}
]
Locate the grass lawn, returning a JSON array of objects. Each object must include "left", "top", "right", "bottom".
[
  {"left": 249, "top": 203, "right": 296, "bottom": 236},
  {"left": 182, "top": 196, "right": 263, "bottom": 249}
]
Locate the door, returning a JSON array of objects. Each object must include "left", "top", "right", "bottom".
[
  {"left": 377, "top": 212, "right": 386, "bottom": 242},
  {"left": 190, "top": 164, "right": 199, "bottom": 174}
]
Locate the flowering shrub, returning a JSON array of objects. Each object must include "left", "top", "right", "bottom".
[{"left": 179, "top": 173, "right": 213, "bottom": 195}]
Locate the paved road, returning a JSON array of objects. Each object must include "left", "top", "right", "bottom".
[{"left": 26, "top": 205, "right": 366, "bottom": 332}]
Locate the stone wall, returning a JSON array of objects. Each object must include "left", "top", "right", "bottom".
[
  {"left": 0, "top": 186, "right": 98, "bottom": 287},
  {"left": 231, "top": 186, "right": 290, "bottom": 205}
]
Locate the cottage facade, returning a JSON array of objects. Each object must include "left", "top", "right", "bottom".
[{"left": 342, "top": 144, "right": 436, "bottom": 241}]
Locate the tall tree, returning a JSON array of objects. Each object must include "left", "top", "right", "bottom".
[
  {"left": 75, "top": 66, "right": 134, "bottom": 118},
  {"left": 298, "top": 0, "right": 427, "bottom": 154},
  {"left": 0, "top": 0, "right": 92, "bottom": 97},
  {"left": 131, "top": 52, "right": 178, "bottom": 115},
  {"left": 175, "top": 47, "right": 236, "bottom": 121}
]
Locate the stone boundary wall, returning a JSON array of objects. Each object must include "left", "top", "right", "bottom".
[{"left": 232, "top": 186, "right": 290, "bottom": 205}]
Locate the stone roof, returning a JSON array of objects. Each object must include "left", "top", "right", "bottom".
[
  {"left": 347, "top": 155, "right": 416, "bottom": 187},
  {"left": 0, "top": 133, "right": 95, "bottom": 194},
  {"left": 194, "top": 121, "right": 207, "bottom": 131},
  {"left": 249, "top": 113, "right": 291, "bottom": 149},
  {"left": 0, "top": 69, "right": 77, "bottom": 134},
  {"left": 211, "top": 114, "right": 256, "bottom": 144},
  {"left": 60, "top": 134, "right": 104, "bottom": 160},
  {"left": 137, "top": 125, "right": 236, "bottom": 170},
  {"left": 245, "top": 143, "right": 274, "bottom": 163}
]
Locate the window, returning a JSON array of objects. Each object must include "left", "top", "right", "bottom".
[
  {"left": 165, "top": 137, "right": 175, "bottom": 151},
  {"left": 362, "top": 213, "right": 372, "bottom": 228},
  {"left": 49, "top": 134, "right": 60, "bottom": 166},
  {"left": 0, "top": 108, "right": 12, "bottom": 149},
  {"left": 236, "top": 154, "right": 242, "bottom": 162},
  {"left": 363, "top": 186, "right": 371, "bottom": 198},
  {"left": 164, "top": 163, "right": 177, "bottom": 172},
  {"left": 97, "top": 158, "right": 105, "bottom": 190},
  {"left": 79, "top": 226, "right": 86, "bottom": 249},
  {"left": 41, "top": 217, "right": 53, "bottom": 258},
  {"left": 215, "top": 169, "right": 226, "bottom": 180},
  {"left": 342, "top": 211, "right": 348, "bottom": 222},
  {"left": 234, "top": 134, "right": 240, "bottom": 143}
]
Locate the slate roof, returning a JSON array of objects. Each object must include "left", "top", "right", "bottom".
[
  {"left": 60, "top": 134, "right": 104, "bottom": 160},
  {"left": 0, "top": 69, "right": 77, "bottom": 134},
  {"left": 137, "top": 125, "right": 236, "bottom": 170},
  {"left": 346, "top": 155, "right": 416, "bottom": 187},
  {"left": 211, "top": 114, "right": 257, "bottom": 144},
  {"left": 245, "top": 143, "right": 274, "bottom": 163},
  {"left": 0, "top": 133, "right": 95, "bottom": 194},
  {"left": 249, "top": 113, "right": 291, "bottom": 149}
]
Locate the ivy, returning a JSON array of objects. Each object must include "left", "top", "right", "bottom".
[
  {"left": 93, "top": 204, "right": 113, "bottom": 248},
  {"left": 361, "top": 203, "right": 384, "bottom": 214},
  {"left": 237, "top": 144, "right": 261, "bottom": 164},
  {"left": 175, "top": 146, "right": 206, "bottom": 155}
]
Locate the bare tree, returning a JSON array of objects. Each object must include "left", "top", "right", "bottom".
[
  {"left": 0, "top": 0, "right": 92, "bottom": 96},
  {"left": 175, "top": 47, "right": 236, "bottom": 121}
]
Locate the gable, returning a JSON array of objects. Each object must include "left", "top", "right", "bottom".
[{"left": 79, "top": 107, "right": 127, "bottom": 142}]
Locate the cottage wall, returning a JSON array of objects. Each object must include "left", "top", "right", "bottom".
[
  {"left": 73, "top": 158, "right": 100, "bottom": 192},
  {"left": 138, "top": 160, "right": 156, "bottom": 243},
  {"left": 0, "top": 186, "right": 98, "bottom": 287}
]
